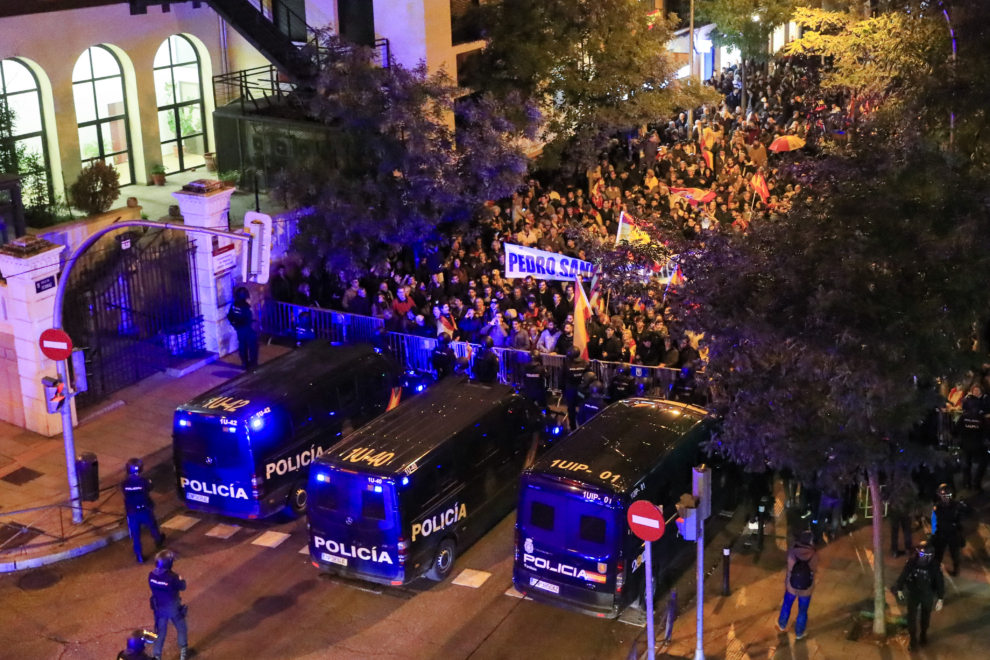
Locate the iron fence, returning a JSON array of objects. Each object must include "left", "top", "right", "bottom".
[
  {"left": 0, "top": 485, "right": 125, "bottom": 556},
  {"left": 261, "top": 301, "right": 682, "bottom": 396}
]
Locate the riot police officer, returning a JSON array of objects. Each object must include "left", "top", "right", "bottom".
[
  {"left": 473, "top": 336, "right": 500, "bottom": 384},
  {"left": 931, "top": 484, "right": 965, "bottom": 576},
  {"left": 226, "top": 287, "right": 258, "bottom": 369},
  {"left": 431, "top": 333, "right": 456, "bottom": 380},
  {"left": 149, "top": 550, "right": 190, "bottom": 660},
  {"left": 122, "top": 458, "right": 164, "bottom": 563},
  {"left": 563, "top": 348, "right": 589, "bottom": 430},
  {"left": 117, "top": 630, "right": 157, "bottom": 660},
  {"left": 893, "top": 541, "right": 945, "bottom": 650},
  {"left": 577, "top": 381, "right": 606, "bottom": 426},
  {"left": 522, "top": 350, "right": 548, "bottom": 409},
  {"left": 608, "top": 365, "right": 636, "bottom": 402}
]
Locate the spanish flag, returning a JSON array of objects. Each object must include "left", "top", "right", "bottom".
[
  {"left": 702, "top": 126, "right": 715, "bottom": 150},
  {"left": 670, "top": 264, "right": 685, "bottom": 286},
  {"left": 387, "top": 387, "right": 402, "bottom": 411},
  {"left": 750, "top": 171, "right": 770, "bottom": 203},
  {"left": 701, "top": 149, "right": 713, "bottom": 170},
  {"left": 670, "top": 187, "right": 716, "bottom": 207},
  {"left": 573, "top": 275, "right": 593, "bottom": 361}
]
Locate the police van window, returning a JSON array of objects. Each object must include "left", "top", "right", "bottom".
[
  {"left": 362, "top": 489, "right": 386, "bottom": 521},
  {"left": 530, "top": 500, "right": 555, "bottom": 531},
  {"left": 337, "top": 378, "right": 358, "bottom": 409},
  {"left": 313, "top": 483, "right": 337, "bottom": 512},
  {"left": 579, "top": 514, "right": 607, "bottom": 544}
]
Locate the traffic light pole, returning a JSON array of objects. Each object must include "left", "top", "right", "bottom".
[
  {"left": 695, "top": 504, "right": 705, "bottom": 660},
  {"left": 645, "top": 539, "right": 655, "bottom": 660},
  {"left": 51, "top": 220, "right": 253, "bottom": 524}
]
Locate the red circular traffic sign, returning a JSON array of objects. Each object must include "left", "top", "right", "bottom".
[
  {"left": 39, "top": 328, "right": 73, "bottom": 361},
  {"left": 628, "top": 500, "right": 665, "bottom": 542}
]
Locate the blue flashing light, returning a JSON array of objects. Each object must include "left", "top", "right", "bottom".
[
  {"left": 225, "top": 426, "right": 237, "bottom": 433},
  {"left": 374, "top": 485, "right": 383, "bottom": 493},
  {"left": 178, "top": 419, "right": 190, "bottom": 427},
  {"left": 416, "top": 384, "right": 426, "bottom": 393},
  {"left": 552, "top": 426, "right": 562, "bottom": 436},
  {"left": 401, "top": 476, "right": 409, "bottom": 486},
  {"left": 316, "top": 473, "right": 328, "bottom": 482},
  {"left": 250, "top": 417, "right": 264, "bottom": 431}
]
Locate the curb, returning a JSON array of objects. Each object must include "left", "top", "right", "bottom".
[{"left": 0, "top": 527, "right": 130, "bottom": 573}]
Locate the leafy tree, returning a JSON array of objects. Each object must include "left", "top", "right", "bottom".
[
  {"left": 274, "top": 31, "right": 538, "bottom": 273},
  {"left": 699, "top": 0, "right": 796, "bottom": 109},
  {"left": 466, "top": 0, "right": 719, "bottom": 172},
  {"left": 674, "top": 140, "right": 990, "bottom": 634}
]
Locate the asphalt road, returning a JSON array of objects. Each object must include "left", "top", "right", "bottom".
[{"left": 0, "top": 502, "right": 644, "bottom": 660}]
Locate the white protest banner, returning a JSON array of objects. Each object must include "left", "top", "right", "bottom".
[{"left": 504, "top": 243, "right": 594, "bottom": 281}]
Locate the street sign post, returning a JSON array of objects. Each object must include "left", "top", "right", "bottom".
[
  {"left": 39, "top": 328, "right": 73, "bottom": 361},
  {"left": 628, "top": 500, "right": 664, "bottom": 660}
]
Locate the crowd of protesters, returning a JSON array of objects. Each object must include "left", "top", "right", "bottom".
[{"left": 267, "top": 57, "right": 843, "bottom": 371}]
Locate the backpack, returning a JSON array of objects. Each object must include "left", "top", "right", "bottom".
[{"left": 790, "top": 556, "right": 814, "bottom": 590}]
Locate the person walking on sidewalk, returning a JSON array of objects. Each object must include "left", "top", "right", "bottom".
[
  {"left": 893, "top": 540, "right": 945, "bottom": 650},
  {"left": 227, "top": 287, "right": 258, "bottom": 369},
  {"left": 149, "top": 550, "right": 191, "bottom": 660},
  {"left": 122, "top": 458, "right": 165, "bottom": 563},
  {"left": 777, "top": 530, "right": 819, "bottom": 639}
]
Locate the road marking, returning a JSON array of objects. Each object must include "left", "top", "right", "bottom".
[
  {"left": 300, "top": 545, "right": 311, "bottom": 554},
  {"left": 252, "top": 531, "right": 291, "bottom": 548},
  {"left": 161, "top": 515, "right": 200, "bottom": 531},
  {"left": 205, "top": 523, "right": 240, "bottom": 539},
  {"left": 504, "top": 586, "right": 532, "bottom": 600},
  {"left": 452, "top": 568, "right": 491, "bottom": 588}
]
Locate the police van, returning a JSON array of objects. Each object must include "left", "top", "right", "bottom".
[
  {"left": 307, "top": 377, "right": 542, "bottom": 585},
  {"left": 172, "top": 342, "right": 408, "bottom": 519},
  {"left": 513, "top": 398, "right": 726, "bottom": 617}
]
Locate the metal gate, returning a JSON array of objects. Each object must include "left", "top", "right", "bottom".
[{"left": 63, "top": 230, "right": 207, "bottom": 409}]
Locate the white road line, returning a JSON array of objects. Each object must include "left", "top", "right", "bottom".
[
  {"left": 161, "top": 515, "right": 199, "bottom": 531},
  {"left": 251, "top": 531, "right": 291, "bottom": 548},
  {"left": 205, "top": 523, "right": 240, "bottom": 539},
  {"left": 452, "top": 568, "right": 491, "bottom": 588}
]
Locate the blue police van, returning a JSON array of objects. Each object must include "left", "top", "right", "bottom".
[
  {"left": 172, "top": 342, "right": 408, "bottom": 519},
  {"left": 307, "top": 376, "right": 543, "bottom": 585},
  {"left": 513, "top": 398, "right": 726, "bottom": 617}
]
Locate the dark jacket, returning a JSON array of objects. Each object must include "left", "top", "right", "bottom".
[
  {"left": 894, "top": 557, "right": 945, "bottom": 607},
  {"left": 149, "top": 568, "right": 186, "bottom": 613},
  {"left": 121, "top": 474, "right": 155, "bottom": 514}
]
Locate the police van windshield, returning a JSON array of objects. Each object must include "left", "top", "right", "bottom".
[
  {"left": 311, "top": 470, "right": 397, "bottom": 531},
  {"left": 521, "top": 483, "right": 619, "bottom": 555},
  {"left": 174, "top": 414, "right": 245, "bottom": 469}
]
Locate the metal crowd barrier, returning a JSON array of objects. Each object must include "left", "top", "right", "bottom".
[{"left": 262, "top": 301, "right": 682, "bottom": 396}]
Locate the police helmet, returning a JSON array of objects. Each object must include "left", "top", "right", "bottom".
[
  {"left": 567, "top": 347, "right": 580, "bottom": 361},
  {"left": 455, "top": 356, "right": 470, "bottom": 371},
  {"left": 126, "top": 458, "right": 144, "bottom": 475},
  {"left": 530, "top": 350, "right": 541, "bottom": 364},
  {"left": 235, "top": 286, "right": 250, "bottom": 300},
  {"left": 581, "top": 371, "right": 597, "bottom": 387},
  {"left": 155, "top": 549, "right": 175, "bottom": 570},
  {"left": 126, "top": 630, "right": 151, "bottom": 652},
  {"left": 616, "top": 365, "right": 629, "bottom": 377},
  {"left": 440, "top": 333, "right": 452, "bottom": 345},
  {"left": 937, "top": 483, "right": 953, "bottom": 500},
  {"left": 590, "top": 381, "right": 604, "bottom": 397},
  {"left": 483, "top": 336, "right": 495, "bottom": 349}
]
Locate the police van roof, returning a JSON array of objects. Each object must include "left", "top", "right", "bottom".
[
  {"left": 178, "top": 342, "right": 384, "bottom": 416},
  {"left": 317, "top": 376, "right": 517, "bottom": 476},
  {"left": 528, "top": 398, "right": 710, "bottom": 495}
]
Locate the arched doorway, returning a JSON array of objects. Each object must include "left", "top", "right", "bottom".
[
  {"left": 154, "top": 35, "right": 208, "bottom": 173},
  {"left": 0, "top": 58, "right": 53, "bottom": 204},
  {"left": 72, "top": 46, "right": 134, "bottom": 185}
]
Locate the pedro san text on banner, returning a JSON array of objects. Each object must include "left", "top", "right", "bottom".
[{"left": 504, "top": 243, "right": 594, "bottom": 281}]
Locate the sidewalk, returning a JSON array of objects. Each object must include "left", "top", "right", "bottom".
[
  {"left": 661, "top": 493, "right": 990, "bottom": 660},
  {"left": 0, "top": 343, "right": 288, "bottom": 571}
]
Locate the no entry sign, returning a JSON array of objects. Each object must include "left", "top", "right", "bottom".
[
  {"left": 628, "top": 500, "right": 665, "bottom": 542},
  {"left": 39, "top": 328, "right": 73, "bottom": 361}
]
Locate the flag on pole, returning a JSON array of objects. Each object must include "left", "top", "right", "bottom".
[
  {"left": 573, "top": 275, "right": 593, "bottom": 361},
  {"left": 589, "top": 267, "right": 604, "bottom": 314},
  {"left": 702, "top": 126, "right": 715, "bottom": 150},
  {"left": 750, "top": 171, "right": 770, "bottom": 203},
  {"left": 669, "top": 264, "right": 685, "bottom": 286},
  {"left": 590, "top": 176, "right": 605, "bottom": 209},
  {"left": 701, "top": 149, "right": 713, "bottom": 170}
]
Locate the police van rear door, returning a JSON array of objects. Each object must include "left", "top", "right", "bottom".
[
  {"left": 173, "top": 411, "right": 257, "bottom": 516},
  {"left": 515, "top": 477, "right": 622, "bottom": 609},
  {"left": 308, "top": 467, "right": 402, "bottom": 582}
]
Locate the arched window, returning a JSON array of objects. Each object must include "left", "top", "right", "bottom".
[
  {"left": 0, "top": 58, "right": 52, "bottom": 204},
  {"left": 73, "top": 46, "right": 133, "bottom": 185},
  {"left": 154, "top": 35, "right": 207, "bottom": 173}
]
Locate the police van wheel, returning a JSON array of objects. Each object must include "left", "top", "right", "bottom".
[
  {"left": 426, "top": 540, "right": 456, "bottom": 581},
  {"left": 288, "top": 484, "right": 308, "bottom": 517}
]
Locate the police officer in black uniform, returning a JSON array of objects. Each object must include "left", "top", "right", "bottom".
[
  {"left": 893, "top": 540, "right": 945, "bottom": 650},
  {"left": 431, "top": 333, "right": 456, "bottom": 380},
  {"left": 118, "top": 630, "right": 157, "bottom": 660},
  {"left": 473, "top": 336, "right": 500, "bottom": 384},
  {"left": 577, "top": 381, "right": 606, "bottom": 426},
  {"left": 122, "top": 458, "right": 165, "bottom": 563},
  {"left": 149, "top": 550, "right": 190, "bottom": 660},
  {"left": 226, "top": 287, "right": 258, "bottom": 369},
  {"left": 564, "top": 348, "right": 589, "bottom": 430},
  {"left": 931, "top": 484, "right": 965, "bottom": 576},
  {"left": 522, "top": 350, "right": 548, "bottom": 410},
  {"left": 608, "top": 365, "right": 636, "bottom": 402}
]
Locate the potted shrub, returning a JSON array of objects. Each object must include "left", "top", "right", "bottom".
[
  {"left": 70, "top": 161, "right": 120, "bottom": 216},
  {"left": 150, "top": 164, "right": 167, "bottom": 186},
  {"left": 217, "top": 170, "right": 240, "bottom": 188}
]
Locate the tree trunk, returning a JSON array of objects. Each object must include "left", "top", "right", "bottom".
[
  {"left": 868, "top": 468, "right": 886, "bottom": 635},
  {"left": 740, "top": 60, "right": 747, "bottom": 116}
]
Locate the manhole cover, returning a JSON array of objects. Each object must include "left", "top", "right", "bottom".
[{"left": 18, "top": 568, "right": 61, "bottom": 591}]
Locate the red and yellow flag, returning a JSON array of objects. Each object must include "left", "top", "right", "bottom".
[
  {"left": 701, "top": 150, "right": 713, "bottom": 170},
  {"left": 750, "top": 171, "right": 770, "bottom": 203},
  {"left": 573, "top": 275, "right": 593, "bottom": 361},
  {"left": 670, "top": 187, "right": 716, "bottom": 207}
]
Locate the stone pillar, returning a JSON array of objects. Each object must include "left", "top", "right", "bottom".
[
  {"left": 0, "top": 237, "right": 71, "bottom": 436},
  {"left": 172, "top": 186, "right": 238, "bottom": 357}
]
